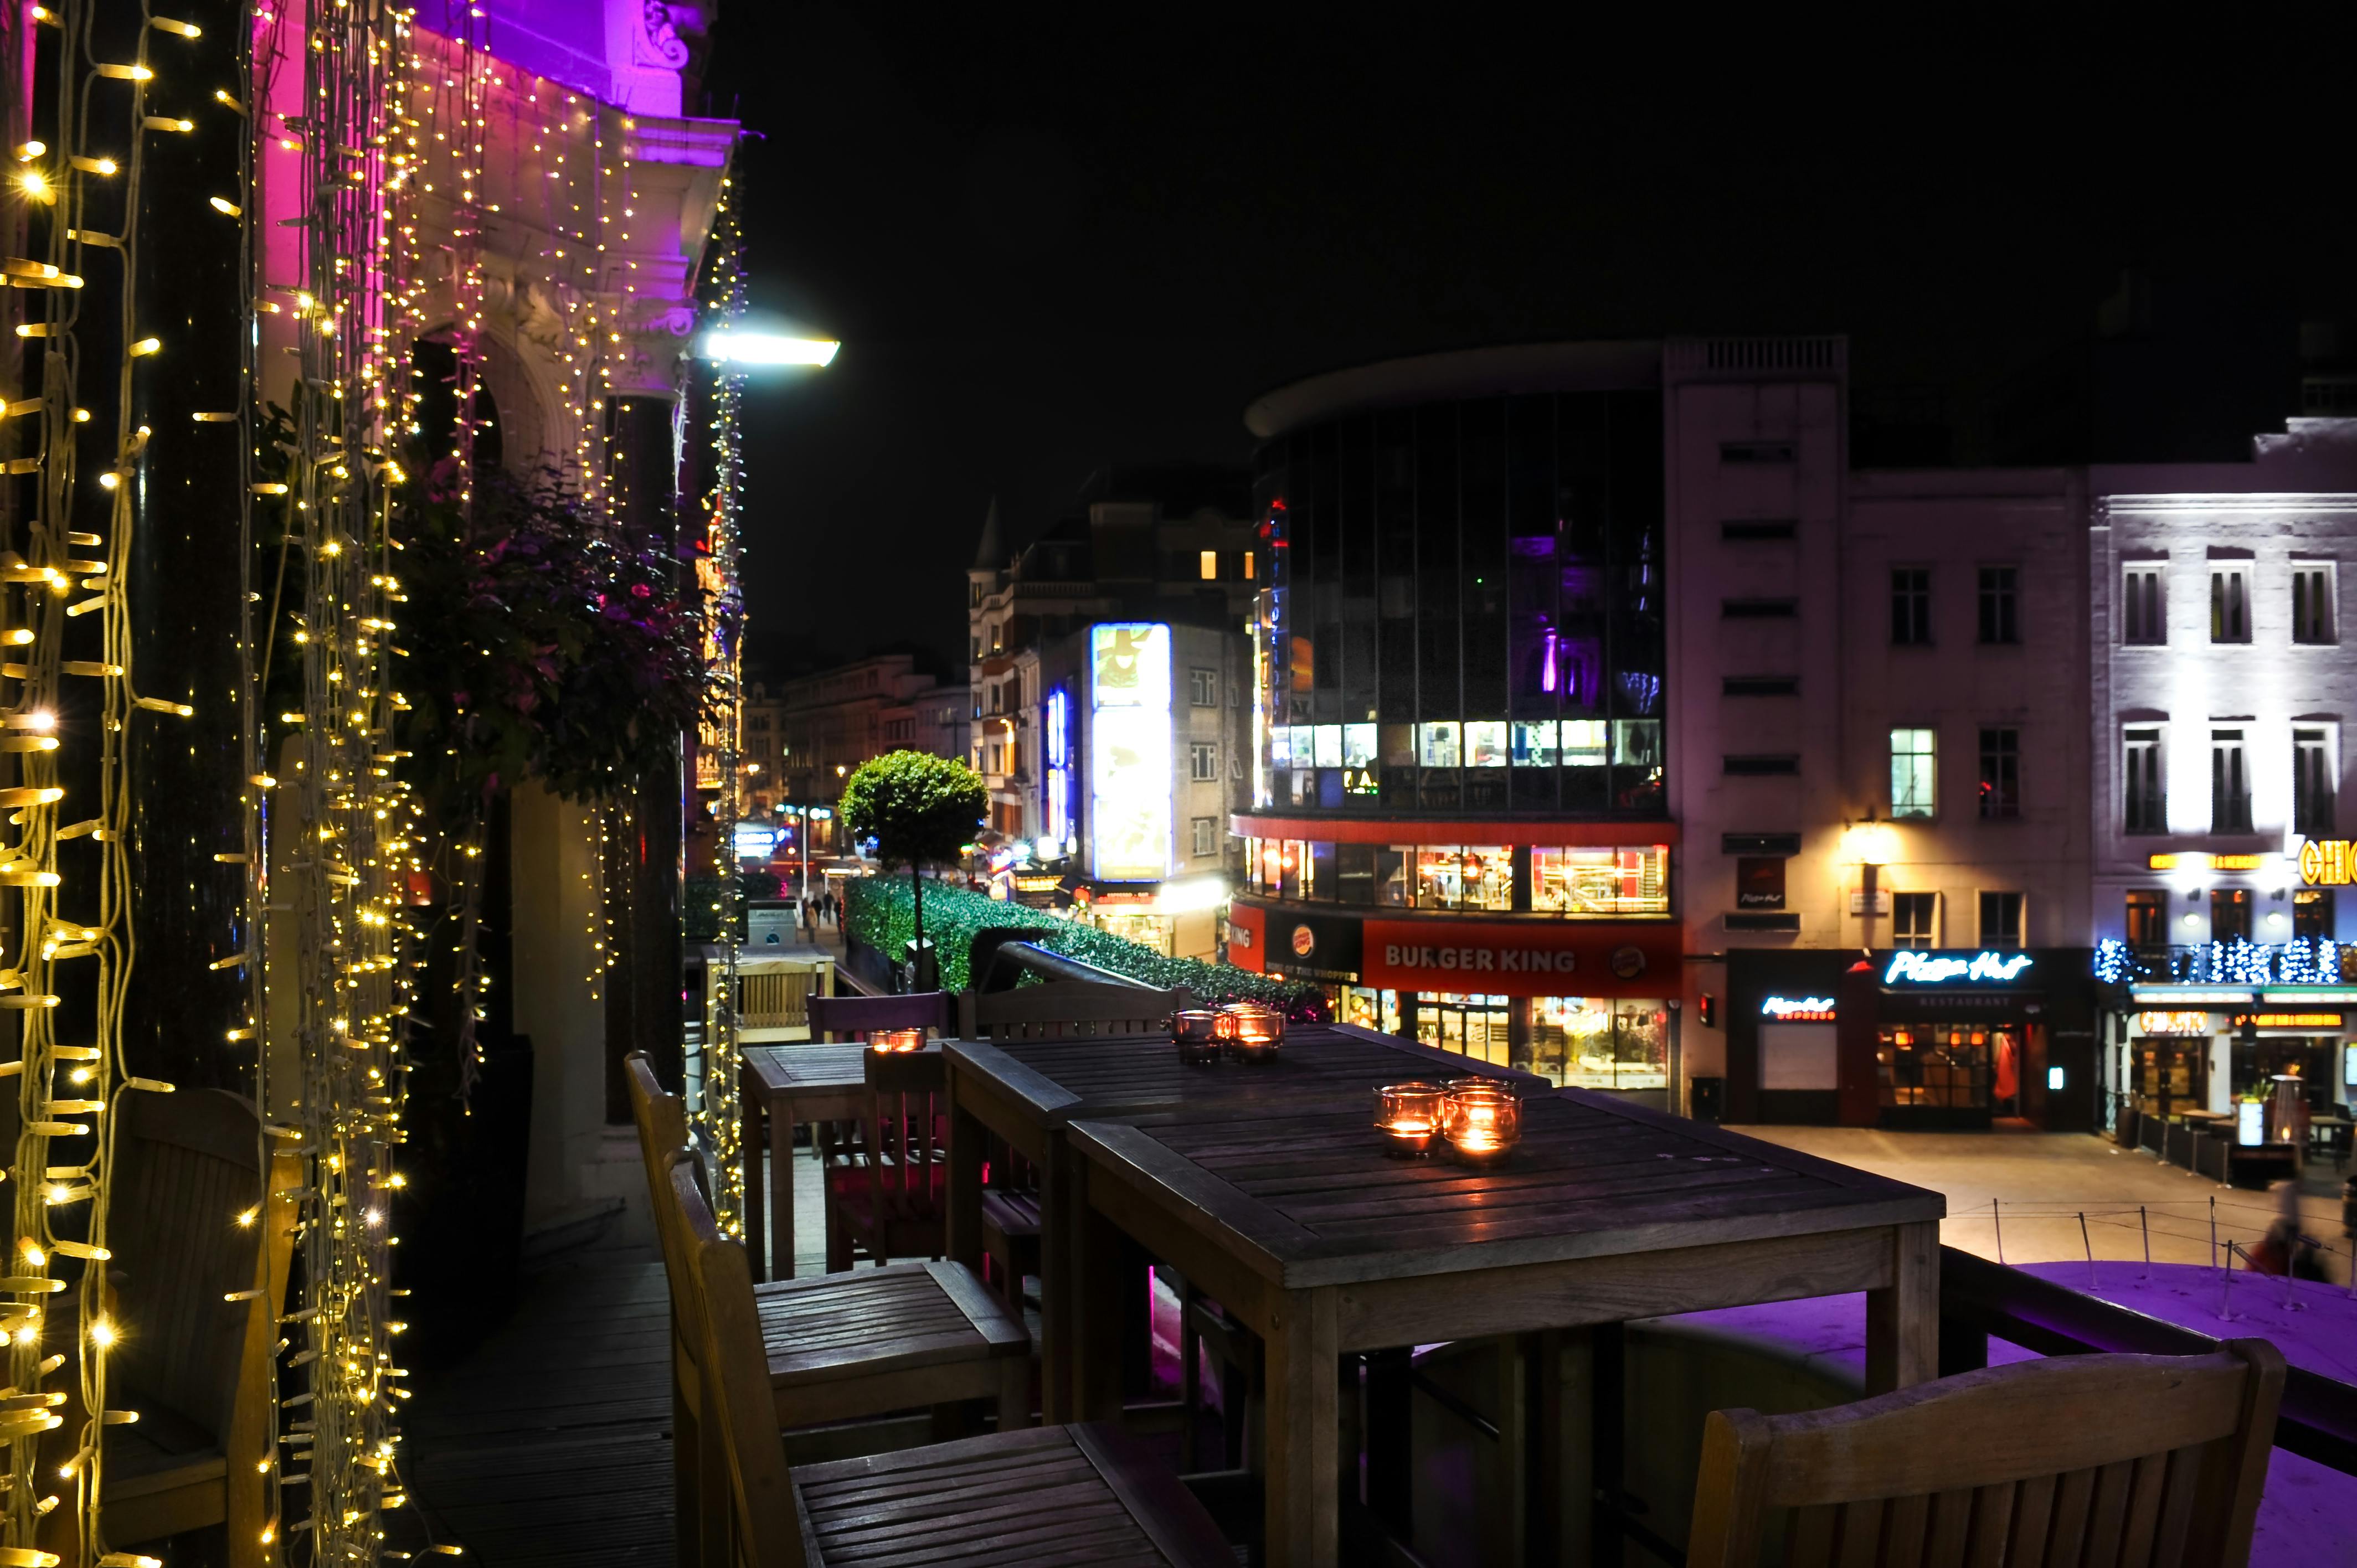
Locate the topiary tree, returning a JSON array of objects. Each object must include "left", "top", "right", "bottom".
[{"left": 837, "top": 750, "right": 988, "bottom": 986}]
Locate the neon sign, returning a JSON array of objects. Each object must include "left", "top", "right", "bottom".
[
  {"left": 1088, "top": 624, "right": 1172, "bottom": 881},
  {"left": 1883, "top": 951, "right": 2034, "bottom": 986},
  {"left": 2299, "top": 839, "right": 2354, "bottom": 886},
  {"left": 1046, "top": 687, "right": 1072, "bottom": 847},
  {"left": 1761, "top": 994, "right": 1836, "bottom": 1021}
]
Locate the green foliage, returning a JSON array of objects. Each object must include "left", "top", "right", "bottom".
[
  {"left": 836, "top": 750, "right": 988, "bottom": 871},
  {"left": 845, "top": 877, "right": 1325, "bottom": 1016},
  {"left": 685, "top": 871, "right": 785, "bottom": 941}
]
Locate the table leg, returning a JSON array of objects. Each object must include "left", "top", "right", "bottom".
[
  {"left": 1263, "top": 1286, "right": 1339, "bottom": 1568},
  {"left": 1866, "top": 1219, "right": 1940, "bottom": 1392},
  {"left": 945, "top": 1073, "right": 984, "bottom": 1274},
  {"left": 1038, "top": 1133, "right": 1076, "bottom": 1422},
  {"left": 1474, "top": 1334, "right": 1527, "bottom": 1567},
  {"left": 739, "top": 1067, "right": 765, "bottom": 1280},
  {"left": 768, "top": 1091, "right": 795, "bottom": 1281},
  {"left": 1069, "top": 1156, "right": 1126, "bottom": 1425}
]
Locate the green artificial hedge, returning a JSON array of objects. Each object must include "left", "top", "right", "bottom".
[{"left": 845, "top": 876, "right": 1325, "bottom": 1017}]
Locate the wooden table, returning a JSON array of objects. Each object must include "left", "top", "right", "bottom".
[
  {"left": 943, "top": 1022, "right": 1540, "bottom": 1419},
  {"left": 738, "top": 1041, "right": 876, "bottom": 1281},
  {"left": 1067, "top": 1090, "right": 1947, "bottom": 1566}
]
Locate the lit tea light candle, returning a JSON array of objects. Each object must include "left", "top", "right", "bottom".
[
  {"left": 1170, "top": 1009, "right": 1222, "bottom": 1065},
  {"left": 1220, "top": 1002, "right": 1284, "bottom": 1062},
  {"left": 867, "top": 1028, "right": 925, "bottom": 1054},
  {"left": 1442, "top": 1081, "right": 1520, "bottom": 1163},
  {"left": 1374, "top": 1081, "right": 1446, "bottom": 1157}
]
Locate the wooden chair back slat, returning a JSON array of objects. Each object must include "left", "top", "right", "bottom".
[
  {"left": 962, "top": 980, "right": 1184, "bottom": 1041},
  {"left": 739, "top": 969, "right": 816, "bottom": 1032},
  {"left": 622, "top": 1053, "right": 695, "bottom": 1339},
  {"left": 676, "top": 1158, "right": 807, "bottom": 1568},
  {"left": 863, "top": 1049, "right": 944, "bottom": 1229},
  {"left": 1687, "top": 1343, "right": 2284, "bottom": 1568},
  {"left": 107, "top": 1090, "right": 271, "bottom": 1435},
  {"left": 806, "top": 991, "right": 950, "bottom": 1043}
]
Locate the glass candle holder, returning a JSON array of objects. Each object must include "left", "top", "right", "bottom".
[
  {"left": 1170, "top": 1009, "right": 1223, "bottom": 1065},
  {"left": 867, "top": 1028, "right": 925, "bottom": 1054},
  {"left": 1220, "top": 1002, "right": 1285, "bottom": 1062},
  {"left": 1373, "top": 1081, "right": 1447, "bottom": 1157},
  {"left": 1443, "top": 1081, "right": 1521, "bottom": 1163}
]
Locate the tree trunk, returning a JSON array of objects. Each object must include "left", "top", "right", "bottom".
[{"left": 909, "top": 859, "right": 927, "bottom": 987}]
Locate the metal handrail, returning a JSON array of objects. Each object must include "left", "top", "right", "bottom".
[{"left": 971, "top": 938, "right": 1158, "bottom": 996}]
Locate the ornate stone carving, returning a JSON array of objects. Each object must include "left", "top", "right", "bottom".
[{"left": 637, "top": 1, "right": 691, "bottom": 70}]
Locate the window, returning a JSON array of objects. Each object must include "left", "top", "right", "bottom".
[
  {"left": 1509, "top": 721, "right": 1558, "bottom": 765},
  {"left": 1892, "top": 893, "right": 1938, "bottom": 948},
  {"left": 2124, "top": 890, "right": 2166, "bottom": 947},
  {"left": 2296, "top": 728, "right": 2335, "bottom": 837},
  {"left": 2210, "top": 888, "right": 2252, "bottom": 942},
  {"left": 2210, "top": 566, "right": 2250, "bottom": 642},
  {"left": 1979, "top": 891, "right": 2024, "bottom": 945},
  {"left": 1977, "top": 728, "right": 2019, "bottom": 819},
  {"left": 2210, "top": 729, "right": 2250, "bottom": 833},
  {"left": 2294, "top": 565, "right": 2335, "bottom": 644},
  {"left": 1723, "top": 675, "right": 1799, "bottom": 697},
  {"left": 1891, "top": 568, "right": 1931, "bottom": 646},
  {"left": 2295, "top": 889, "right": 2335, "bottom": 940},
  {"left": 1977, "top": 567, "right": 2018, "bottom": 644},
  {"left": 2123, "top": 564, "right": 2165, "bottom": 644},
  {"left": 1191, "top": 817, "right": 1217, "bottom": 858},
  {"left": 1890, "top": 727, "right": 1936, "bottom": 818},
  {"left": 1417, "top": 723, "right": 1460, "bottom": 768},
  {"left": 1412, "top": 846, "right": 1514, "bottom": 911},
  {"left": 1188, "top": 742, "right": 1219, "bottom": 782},
  {"left": 1532, "top": 845, "right": 1671, "bottom": 917},
  {"left": 1243, "top": 553, "right": 1255, "bottom": 580},
  {"left": 1464, "top": 721, "right": 1508, "bottom": 767},
  {"left": 1198, "top": 550, "right": 1218, "bottom": 581},
  {"left": 1188, "top": 668, "right": 1219, "bottom": 708},
  {"left": 2124, "top": 728, "right": 2165, "bottom": 834}
]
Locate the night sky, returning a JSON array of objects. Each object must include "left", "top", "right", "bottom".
[{"left": 699, "top": 13, "right": 2351, "bottom": 679}]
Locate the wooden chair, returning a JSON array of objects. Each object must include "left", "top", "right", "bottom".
[
  {"left": 960, "top": 979, "right": 1185, "bottom": 1041},
  {"left": 1685, "top": 1342, "right": 2285, "bottom": 1568},
  {"left": 977, "top": 1188, "right": 1041, "bottom": 1314},
  {"left": 806, "top": 991, "right": 952, "bottom": 1043},
  {"left": 824, "top": 1048, "right": 949, "bottom": 1272},
  {"left": 624, "top": 1054, "right": 1032, "bottom": 1568},
  {"left": 86, "top": 1089, "right": 298, "bottom": 1562},
  {"left": 675, "top": 1158, "right": 1234, "bottom": 1568}
]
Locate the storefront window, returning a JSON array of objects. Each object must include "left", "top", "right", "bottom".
[
  {"left": 1465, "top": 721, "right": 1509, "bottom": 767},
  {"left": 1531, "top": 845, "right": 1670, "bottom": 917},
  {"left": 1314, "top": 724, "right": 1343, "bottom": 768},
  {"left": 1528, "top": 997, "right": 1667, "bottom": 1090},
  {"left": 1877, "top": 1027, "right": 1991, "bottom": 1110},
  {"left": 1412, "top": 845, "right": 1513, "bottom": 911},
  {"left": 1269, "top": 729, "right": 1291, "bottom": 768},
  {"left": 1094, "top": 910, "right": 1175, "bottom": 957},
  {"left": 1418, "top": 721, "right": 1460, "bottom": 768},
  {"left": 1337, "top": 986, "right": 1402, "bottom": 1035},
  {"left": 1415, "top": 992, "right": 1510, "bottom": 1067},
  {"left": 1511, "top": 720, "right": 1558, "bottom": 766},
  {"left": 1343, "top": 723, "right": 1377, "bottom": 768},
  {"left": 1379, "top": 845, "right": 1410, "bottom": 905}
]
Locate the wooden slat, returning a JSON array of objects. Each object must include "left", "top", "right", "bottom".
[{"left": 1922, "top": 1486, "right": 1974, "bottom": 1568}]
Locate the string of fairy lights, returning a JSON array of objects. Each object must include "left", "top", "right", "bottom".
[
  {"left": 693, "top": 175, "right": 748, "bottom": 1236},
  {"left": 0, "top": 5, "right": 212, "bottom": 1566}
]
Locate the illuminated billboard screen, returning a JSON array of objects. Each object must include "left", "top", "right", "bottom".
[{"left": 1089, "top": 623, "right": 1171, "bottom": 881}]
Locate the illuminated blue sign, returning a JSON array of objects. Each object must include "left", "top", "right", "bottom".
[
  {"left": 1883, "top": 951, "right": 2034, "bottom": 986},
  {"left": 1047, "top": 687, "right": 1072, "bottom": 847}
]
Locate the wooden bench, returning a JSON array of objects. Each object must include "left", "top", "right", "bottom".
[{"left": 959, "top": 979, "right": 1185, "bottom": 1041}]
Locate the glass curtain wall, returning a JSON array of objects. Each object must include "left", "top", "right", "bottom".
[{"left": 1258, "top": 392, "right": 1666, "bottom": 817}]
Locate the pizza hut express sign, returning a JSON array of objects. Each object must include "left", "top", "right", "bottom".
[{"left": 1360, "top": 919, "right": 1680, "bottom": 998}]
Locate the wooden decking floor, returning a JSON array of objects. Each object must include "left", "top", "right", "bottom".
[{"left": 405, "top": 1147, "right": 830, "bottom": 1566}]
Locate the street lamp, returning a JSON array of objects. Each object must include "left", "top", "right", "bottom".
[
  {"left": 1844, "top": 808, "right": 1900, "bottom": 946},
  {"left": 697, "top": 329, "right": 840, "bottom": 367}
]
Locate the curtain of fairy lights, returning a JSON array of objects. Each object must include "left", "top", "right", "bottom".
[
  {"left": 267, "top": 1, "right": 412, "bottom": 1560},
  {"left": 0, "top": 5, "right": 212, "bottom": 1565},
  {"left": 692, "top": 169, "right": 747, "bottom": 1234}
]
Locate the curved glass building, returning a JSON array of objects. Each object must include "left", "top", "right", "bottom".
[{"left": 1229, "top": 344, "right": 1680, "bottom": 1101}]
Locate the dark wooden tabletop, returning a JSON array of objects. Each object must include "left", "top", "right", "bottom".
[
  {"left": 1069, "top": 1088, "right": 1946, "bottom": 1290},
  {"left": 743, "top": 1040, "right": 940, "bottom": 1096},
  {"left": 944, "top": 1021, "right": 1542, "bottom": 1129}
]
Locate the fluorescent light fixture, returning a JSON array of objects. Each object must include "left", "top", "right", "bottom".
[{"left": 699, "top": 331, "right": 839, "bottom": 367}]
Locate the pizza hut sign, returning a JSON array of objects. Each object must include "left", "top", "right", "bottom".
[{"left": 1360, "top": 919, "right": 1679, "bottom": 998}]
